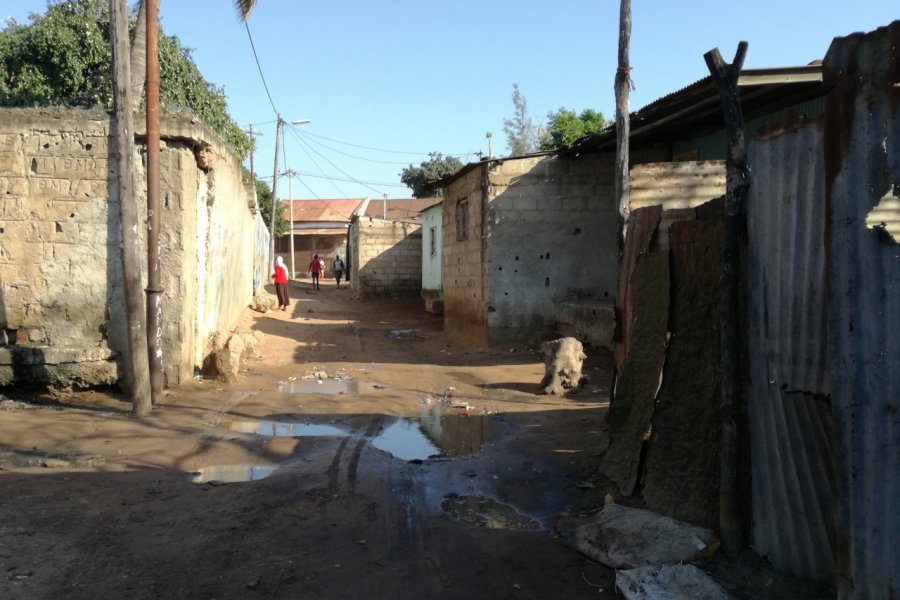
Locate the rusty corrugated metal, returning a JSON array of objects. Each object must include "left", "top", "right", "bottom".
[
  {"left": 823, "top": 21, "right": 900, "bottom": 599},
  {"left": 746, "top": 120, "right": 837, "bottom": 582}
]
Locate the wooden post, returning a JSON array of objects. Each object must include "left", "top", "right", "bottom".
[
  {"left": 614, "top": 0, "right": 632, "bottom": 241},
  {"left": 704, "top": 42, "right": 749, "bottom": 556},
  {"left": 128, "top": 0, "right": 146, "bottom": 113},
  {"left": 109, "top": 0, "right": 151, "bottom": 416}
]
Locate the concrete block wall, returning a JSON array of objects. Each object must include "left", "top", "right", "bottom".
[
  {"left": 349, "top": 216, "right": 422, "bottom": 298},
  {"left": 0, "top": 108, "right": 256, "bottom": 388},
  {"left": 485, "top": 153, "right": 618, "bottom": 345},
  {"left": 442, "top": 166, "right": 488, "bottom": 346}
]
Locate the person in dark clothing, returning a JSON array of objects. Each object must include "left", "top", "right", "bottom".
[{"left": 333, "top": 255, "right": 345, "bottom": 289}]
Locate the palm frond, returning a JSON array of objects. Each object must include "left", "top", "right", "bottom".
[{"left": 234, "top": 0, "right": 258, "bottom": 21}]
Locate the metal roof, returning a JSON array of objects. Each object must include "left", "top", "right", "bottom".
[{"left": 565, "top": 65, "right": 826, "bottom": 154}]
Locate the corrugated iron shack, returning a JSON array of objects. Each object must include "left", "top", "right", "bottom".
[{"left": 591, "top": 21, "right": 897, "bottom": 599}]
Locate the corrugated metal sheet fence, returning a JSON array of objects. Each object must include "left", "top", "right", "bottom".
[
  {"left": 824, "top": 22, "right": 900, "bottom": 599},
  {"left": 746, "top": 120, "right": 837, "bottom": 582}
]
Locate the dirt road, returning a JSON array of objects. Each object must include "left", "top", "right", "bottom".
[{"left": 0, "top": 281, "right": 618, "bottom": 599}]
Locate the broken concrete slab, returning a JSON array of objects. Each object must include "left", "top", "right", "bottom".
[
  {"left": 616, "top": 564, "right": 733, "bottom": 600},
  {"left": 539, "top": 337, "right": 586, "bottom": 396},
  {"left": 557, "top": 503, "right": 718, "bottom": 569}
]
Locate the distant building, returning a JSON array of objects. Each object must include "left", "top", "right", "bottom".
[{"left": 277, "top": 199, "right": 365, "bottom": 277}]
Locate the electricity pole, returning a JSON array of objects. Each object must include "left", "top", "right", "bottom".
[
  {"left": 243, "top": 122, "right": 264, "bottom": 183},
  {"left": 287, "top": 167, "right": 296, "bottom": 278},
  {"left": 269, "top": 115, "right": 283, "bottom": 270}
]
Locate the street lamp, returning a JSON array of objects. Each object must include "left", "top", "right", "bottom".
[
  {"left": 269, "top": 116, "right": 310, "bottom": 274},
  {"left": 286, "top": 120, "right": 310, "bottom": 278}
]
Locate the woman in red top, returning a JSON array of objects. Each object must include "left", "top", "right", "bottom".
[{"left": 271, "top": 255, "right": 290, "bottom": 310}]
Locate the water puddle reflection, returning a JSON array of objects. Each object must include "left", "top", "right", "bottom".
[
  {"left": 370, "top": 419, "right": 441, "bottom": 461},
  {"left": 229, "top": 420, "right": 347, "bottom": 437},
  {"left": 209, "top": 408, "right": 496, "bottom": 462},
  {"left": 190, "top": 464, "right": 275, "bottom": 484},
  {"left": 276, "top": 378, "right": 387, "bottom": 395},
  {"left": 441, "top": 495, "right": 540, "bottom": 530}
]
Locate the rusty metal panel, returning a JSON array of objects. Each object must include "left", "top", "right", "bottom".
[
  {"left": 823, "top": 21, "right": 900, "bottom": 599},
  {"left": 746, "top": 120, "right": 837, "bottom": 581}
]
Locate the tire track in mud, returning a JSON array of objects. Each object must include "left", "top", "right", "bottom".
[
  {"left": 346, "top": 417, "right": 382, "bottom": 493},
  {"left": 326, "top": 416, "right": 382, "bottom": 496}
]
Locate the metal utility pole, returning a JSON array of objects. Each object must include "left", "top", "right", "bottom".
[
  {"left": 287, "top": 168, "right": 296, "bottom": 277},
  {"left": 145, "top": 0, "right": 163, "bottom": 402},
  {"left": 382, "top": 193, "right": 388, "bottom": 220},
  {"left": 243, "top": 123, "right": 264, "bottom": 183},
  {"left": 269, "top": 115, "right": 283, "bottom": 270},
  {"left": 614, "top": 0, "right": 632, "bottom": 242},
  {"left": 704, "top": 41, "right": 750, "bottom": 557},
  {"left": 109, "top": 0, "right": 151, "bottom": 417},
  {"left": 486, "top": 132, "right": 492, "bottom": 158}
]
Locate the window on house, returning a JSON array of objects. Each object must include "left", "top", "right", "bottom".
[
  {"left": 430, "top": 227, "right": 437, "bottom": 256},
  {"left": 456, "top": 199, "right": 468, "bottom": 242}
]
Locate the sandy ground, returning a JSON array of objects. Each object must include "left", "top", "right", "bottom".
[{"left": 0, "top": 280, "right": 829, "bottom": 599}]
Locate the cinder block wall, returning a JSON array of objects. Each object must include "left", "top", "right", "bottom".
[
  {"left": 350, "top": 216, "right": 422, "bottom": 297},
  {"left": 0, "top": 108, "right": 256, "bottom": 387},
  {"left": 442, "top": 165, "right": 489, "bottom": 346},
  {"left": 484, "top": 153, "right": 618, "bottom": 345}
]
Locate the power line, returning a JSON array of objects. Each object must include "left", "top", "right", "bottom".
[
  {"left": 298, "top": 129, "right": 473, "bottom": 158},
  {"left": 287, "top": 127, "right": 390, "bottom": 196},
  {"left": 294, "top": 131, "right": 416, "bottom": 166},
  {"left": 244, "top": 22, "right": 278, "bottom": 116}
]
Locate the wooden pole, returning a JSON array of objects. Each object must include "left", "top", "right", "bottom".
[
  {"left": 128, "top": 0, "right": 146, "bottom": 113},
  {"left": 704, "top": 42, "right": 749, "bottom": 557},
  {"left": 109, "top": 0, "right": 151, "bottom": 417},
  {"left": 614, "top": 0, "right": 632, "bottom": 241},
  {"left": 145, "top": 0, "right": 163, "bottom": 401}
]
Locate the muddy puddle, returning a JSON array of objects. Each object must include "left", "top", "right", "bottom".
[
  {"left": 190, "top": 464, "right": 275, "bottom": 484},
  {"left": 441, "top": 495, "right": 541, "bottom": 530},
  {"left": 214, "top": 408, "right": 496, "bottom": 462}
]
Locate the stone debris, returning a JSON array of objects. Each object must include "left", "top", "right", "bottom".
[
  {"left": 251, "top": 295, "right": 277, "bottom": 313},
  {"left": 616, "top": 564, "right": 733, "bottom": 600},
  {"left": 557, "top": 503, "right": 718, "bottom": 569},
  {"left": 539, "top": 337, "right": 587, "bottom": 395}
]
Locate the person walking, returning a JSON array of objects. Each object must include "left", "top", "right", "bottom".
[
  {"left": 333, "top": 255, "right": 345, "bottom": 289},
  {"left": 271, "top": 255, "right": 290, "bottom": 311},
  {"left": 309, "top": 253, "right": 322, "bottom": 290}
]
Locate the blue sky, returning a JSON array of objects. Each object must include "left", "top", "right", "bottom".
[{"left": 5, "top": 1, "right": 898, "bottom": 200}]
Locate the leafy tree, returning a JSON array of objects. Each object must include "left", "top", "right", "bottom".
[
  {"left": 243, "top": 167, "right": 289, "bottom": 236},
  {"left": 502, "top": 83, "right": 539, "bottom": 156},
  {"left": 0, "top": 0, "right": 251, "bottom": 159},
  {"left": 400, "top": 152, "right": 463, "bottom": 198},
  {"left": 539, "top": 107, "right": 607, "bottom": 150}
]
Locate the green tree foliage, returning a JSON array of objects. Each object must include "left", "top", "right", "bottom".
[
  {"left": 0, "top": 0, "right": 251, "bottom": 159},
  {"left": 539, "top": 107, "right": 607, "bottom": 151},
  {"left": 502, "top": 83, "right": 539, "bottom": 157},
  {"left": 243, "top": 167, "right": 289, "bottom": 236},
  {"left": 400, "top": 152, "right": 463, "bottom": 198}
]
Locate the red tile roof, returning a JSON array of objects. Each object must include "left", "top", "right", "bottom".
[{"left": 281, "top": 199, "right": 366, "bottom": 223}]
